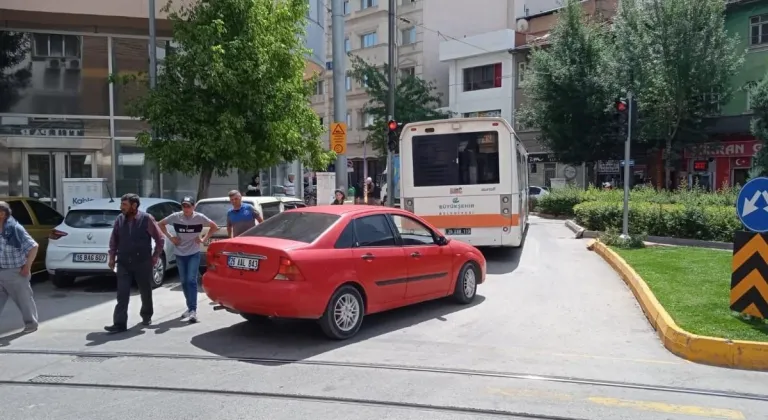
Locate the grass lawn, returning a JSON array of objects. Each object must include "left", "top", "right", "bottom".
[{"left": 612, "top": 246, "right": 768, "bottom": 342}]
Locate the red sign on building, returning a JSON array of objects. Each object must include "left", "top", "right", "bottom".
[{"left": 684, "top": 140, "right": 762, "bottom": 158}]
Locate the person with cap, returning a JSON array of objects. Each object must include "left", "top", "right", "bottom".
[
  {"left": 105, "top": 193, "right": 165, "bottom": 333},
  {"left": 0, "top": 200, "right": 40, "bottom": 334},
  {"left": 158, "top": 196, "right": 218, "bottom": 323},
  {"left": 331, "top": 189, "right": 346, "bottom": 205}
]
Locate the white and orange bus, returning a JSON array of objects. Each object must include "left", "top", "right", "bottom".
[{"left": 399, "top": 117, "right": 529, "bottom": 247}]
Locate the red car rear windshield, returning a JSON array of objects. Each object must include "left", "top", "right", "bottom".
[{"left": 241, "top": 211, "right": 339, "bottom": 243}]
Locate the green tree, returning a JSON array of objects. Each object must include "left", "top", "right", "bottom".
[
  {"left": 0, "top": 32, "right": 32, "bottom": 113},
  {"left": 613, "top": 0, "right": 743, "bottom": 188},
  {"left": 117, "top": 0, "right": 333, "bottom": 198},
  {"left": 518, "top": 0, "right": 620, "bottom": 164},
  {"left": 749, "top": 73, "right": 768, "bottom": 178},
  {"left": 349, "top": 56, "right": 451, "bottom": 156}
]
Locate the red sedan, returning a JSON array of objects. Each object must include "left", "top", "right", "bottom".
[{"left": 203, "top": 205, "right": 486, "bottom": 340}]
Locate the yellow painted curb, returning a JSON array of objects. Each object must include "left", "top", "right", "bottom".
[{"left": 589, "top": 240, "right": 768, "bottom": 371}]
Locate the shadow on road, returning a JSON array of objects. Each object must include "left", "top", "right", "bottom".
[
  {"left": 190, "top": 295, "right": 485, "bottom": 365},
  {"left": 481, "top": 222, "right": 528, "bottom": 275}
]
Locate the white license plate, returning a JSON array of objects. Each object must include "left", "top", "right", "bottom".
[
  {"left": 73, "top": 253, "right": 107, "bottom": 263},
  {"left": 446, "top": 228, "right": 472, "bottom": 235},
  {"left": 204, "top": 237, "right": 224, "bottom": 246},
  {"left": 227, "top": 256, "right": 259, "bottom": 271}
]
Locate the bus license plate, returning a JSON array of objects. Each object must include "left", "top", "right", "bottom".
[
  {"left": 73, "top": 253, "right": 108, "bottom": 263},
  {"left": 228, "top": 256, "right": 259, "bottom": 271},
  {"left": 446, "top": 228, "right": 471, "bottom": 235}
]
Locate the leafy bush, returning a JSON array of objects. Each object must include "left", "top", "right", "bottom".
[
  {"left": 535, "top": 187, "right": 586, "bottom": 216},
  {"left": 573, "top": 201, "right": 740, "bottom": 242},
  {"left": 600, "top": 228, "right": 646, "bottom": 249}
]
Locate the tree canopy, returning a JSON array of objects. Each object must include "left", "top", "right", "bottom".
[
  {"left": 518, "top": 0, "right": 620, "bottom": 164},
  {"left": 749, "top": 73, "right": 768, "bottom": 178},
  {"left": 349, "top": 56, "right": 451, "bottom": 156},
  {"left": 118, "top": 0, "right": 333, "bottom": 198}
]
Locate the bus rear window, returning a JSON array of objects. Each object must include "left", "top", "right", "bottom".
[{"left": 411, "top": 131, "right": 500, "bottom": 187}]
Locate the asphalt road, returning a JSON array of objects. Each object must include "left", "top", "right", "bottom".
[{"left": 1, "top": 216, "right": 766, "bottom": 420}]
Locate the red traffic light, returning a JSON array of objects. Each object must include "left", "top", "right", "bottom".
[
  {"left": 616, "top": 100, "right": 627, "bottom": 112},
  {"left": 387, "top": 120, "right": 398, "bottom": 131}
]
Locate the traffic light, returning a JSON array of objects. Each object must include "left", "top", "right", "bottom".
[
  {"left": 614, "top": 98, "right": 629, "bottom": 140},
  {"left": 386, "top": 120, "right": 402, "bottom": 152}
]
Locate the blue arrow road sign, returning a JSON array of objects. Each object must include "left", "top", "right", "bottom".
[{"left": 737, "top": 177, "right": 768, "bottom": 232}]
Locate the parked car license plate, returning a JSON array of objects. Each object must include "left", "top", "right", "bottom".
[
  {"left": 73, "top": 253, "right": 107, "bottom": 263},
  {"left": 446, "top": 228, "right": 472, "bottom": 235},
  {"left": 228, "top": 256, "right": 259, "bottom": 271},
  {"left": 204, "top": 237, "right": 223, "bottom": 246}
]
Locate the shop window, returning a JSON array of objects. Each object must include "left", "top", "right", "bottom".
[
  {"left": 115, "top": 140, "right": 159, "bottom": 198},
  {"left": 112, "top": 37, "right": 173, "bottom": 116}
]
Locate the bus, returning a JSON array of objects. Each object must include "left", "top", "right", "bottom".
[{"left": 399, "top": 117, "right": 529, "bottom": 247}]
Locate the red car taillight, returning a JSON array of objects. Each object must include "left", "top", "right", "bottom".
[
  {"left": 49, "top": 229, "right": 68, "bottom": 240},
  {"left": 274, "top": 257, "right": 305, "bottom": 281}
]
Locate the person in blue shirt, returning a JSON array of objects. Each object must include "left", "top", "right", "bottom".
[
  {"left": 226, "top": 190, "right": 263, "bottom": 237},
  {"left": 0, "top": 201, "right": 40, "bottom": 334}
]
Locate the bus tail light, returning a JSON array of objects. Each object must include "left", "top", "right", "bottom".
[
  {"left": 500, "top": 194, "right": 512, "bottom": 215},
  {"left": 404, "top": 198, "right": 414, "bottom": 212}
]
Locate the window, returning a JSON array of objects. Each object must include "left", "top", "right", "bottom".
[
  {"left": 343, "top": 0, "right": 351, "bottom": 14},
  {"left": 8, "top": 201, "right": 33, "bottom": 225},
  {"left": 315, "top": 80, "right": 325, "bottom": 95},
  {"left": 388, "top": 214, "right": 436, "bottom": 246},
  {"left": 544, "top": 163, "right": 556, "bottom": 188},
  {"left": 316, "top": 0, "right": 324, "bottom": 26},
  {"left": 363, "top": 113, "right": 375, "bottom": 127},
  {"left": 746, "top": 81, "right": 758, "bottom": 111},
  {"left": 411, "top": 131, "right": 500, "bottom": 187},
  {"left": 517, "top": 61, "right": 526, "bottom": 85},
  {"left": 345, "top": 38, "right": 351, "bottom": 52},
  {"left": 463, "top": 63, "right": 502, "bottom": 91},
  {"left": 401, "top": 27, "right": 416, "bottom": 45},
  {"left": 32, "top": 34, "right": 81, "bottom": 58},
  {"left": 27, "top": 200, "right": 63, "bottom": 226},
  {"left": 353, "top": 215, "right": 396, "bottom": 247},
  {"left": 361, "top": 32, "right": 378, "bottom": 48},
  {"left": 335, "top": 223, "right": 356, "bottom": 248},
  {"left": 361, "top": 0, "right": 378, "bottom": 10},
  {"left": 64, "top": 209, "right": 119, "bottom": 229},
  {"left": 319, "top": 116, "right": 324, "bottom": 126},
  {"left": 750, "top": 14, "right": 768, "bottom": 46},
  {"left": 400, "top": 67, "right": 415, "bottom": 78},
  {"left": 702, "top": 90, "right": 721, "bottom": 115},
  {"left": 261, "top": 202, "right": 282, "bottom": 219},
  {"left": 529, "top": 187, "right": 540, "bottom": 195},
  {"left": 242, "top": 212, "right": 339, "bottom": 243},
  {"left": 345, "top": 75, "right": 352, "bottom": 90},
  {"left": 146, "top": 204, "right": 167, "bottom": 221},
  {"left": 194, "top": 201, "right": 230, "bottom": 226},
  {"left": 346, "top": 113, "right": 352, "bottom": 126},
  {"left": 360, "top": 74, "right": 369, "bottom": 88}
]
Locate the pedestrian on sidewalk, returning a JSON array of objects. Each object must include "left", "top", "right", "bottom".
[
  {"left": 331, "top": 189, "right": 346, "bottom": 205},
  {"left": 158, "top": 196, "right": 218, "bottom": 323},
  {"left": 0, "top": 201, "right": 40, "bottom": 334},
  {"left": 105, "top": 194, "right": 165, "bottom": 334},
  {"left": 226, "top": 190, "right": 263, "bottom": 238}
]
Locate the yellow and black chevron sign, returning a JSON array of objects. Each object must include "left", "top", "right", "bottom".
[{"left": 731, "top": 231, "right": 768, "bottom": 319}]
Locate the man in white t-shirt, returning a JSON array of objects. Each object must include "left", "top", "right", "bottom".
[{"left": 284, "top": 173, "right": 296, "bottom": 196}]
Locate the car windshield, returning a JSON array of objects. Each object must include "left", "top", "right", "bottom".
[
  {"left": 240, "top": 211, "right": 339, "bottom": 243},
  {"left": 65, "top": 209, "right": 121, "bottom": 229},
  {"left": 194, "top": 202, "right": 231, "bottom": 226}
]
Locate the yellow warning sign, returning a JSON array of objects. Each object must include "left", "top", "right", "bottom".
[
  {"left": 731, "top": 231, "right": 768, "bottom": 319},
  {"left": 330, "top": 122, "right": 347, "bottom": 155}
]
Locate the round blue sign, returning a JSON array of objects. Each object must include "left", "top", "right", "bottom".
[{"left": 737, "top": 177, "right": 768, "bottom": 233}]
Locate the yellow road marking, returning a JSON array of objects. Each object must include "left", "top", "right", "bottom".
[{"left": 588, "top": 397, "right": 745, "bottom": 419}]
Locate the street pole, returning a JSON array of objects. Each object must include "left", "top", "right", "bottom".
[
  {"left": 149, "top": 0, "right": 157, "bottom": 89},
  {"left": 385, "top": 0, "right": 396, "bottom": 207},
  {"left": 331, "top": 0, "right": 348, "bottom": 193},
  {"left": 620, "top": 91, "right": 633, "bottom": 239}
]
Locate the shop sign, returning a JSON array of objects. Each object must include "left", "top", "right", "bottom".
[
  {"left": 17, "top": 128, "right": 84, "bottom": 137},
  {"left": 597, "top": 160, "right": 620, "bottom": 173},
  {"left": 693, "top": 160, "right": 708, "bottom": 171},
  {"left": 684, "top": 141, "right": 762, "bottom": 158},
  {"left": 528, "top": 153, "right": 557, "bottom": 164}
]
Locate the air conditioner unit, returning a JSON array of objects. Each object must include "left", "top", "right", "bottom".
[
  {"left": 66, "top": 59, "right": 81, "bottom": 70},
  {"left": 46, "top": 58, "right": 63, "bottom": 70}
]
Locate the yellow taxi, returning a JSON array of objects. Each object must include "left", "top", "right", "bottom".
[
  {"left": 0, "top": 196, "right": 64, "bottom": 274},
  {"left": 194, "top": 195, "right": 306, "bottom": 272}
]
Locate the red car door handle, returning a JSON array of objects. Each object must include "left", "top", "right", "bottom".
[
  {"left": 410, "top": 252, "right": 421, "bottom": 258},
  {"left": 361, "top": 253, "right": 375, "bottom": 261}
]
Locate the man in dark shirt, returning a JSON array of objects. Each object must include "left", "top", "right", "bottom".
[{"left": 104, "top": 194, "right": 165, "bottom": 333}]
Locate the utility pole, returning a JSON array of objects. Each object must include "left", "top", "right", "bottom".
[
  {"left": 331, "top": 0, "right": 348, "bottom": 193},
  {"left": 620, "top": 91, "right": 633, "bottom": 240},
  {"left": 149, "top": 0, "right": 157, "bottom": 89},
  {"left": 385, "top": 0, "right": 396, "bottom": 207}
]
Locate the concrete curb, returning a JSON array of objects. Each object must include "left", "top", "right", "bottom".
[
  {"left": 565, "top": 221, "right": 731, "bottom": 249},
  {"left": 588, "top": 239, "right": 768, "bottom": 371}
]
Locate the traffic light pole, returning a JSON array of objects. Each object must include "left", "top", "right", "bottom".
[
  {"left": 620, "top": 91, "right": 633, "bottom": 240},
  {"left": 332, "top": 0, "right": 348, "bottom": 194},
  {"left": 385, "top": 0, "right": 396, "bottom": 207}
]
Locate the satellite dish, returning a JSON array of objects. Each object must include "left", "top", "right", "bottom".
[{"left": 517, "top": 19, "right": 529, "bottom": 33}]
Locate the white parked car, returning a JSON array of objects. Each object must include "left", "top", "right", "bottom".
[
  {"left": 529, "top": 186, "right": 550, "bottom": 199},
  {"left": 45, "top": 198, "right": 181, "bottom": 288}
]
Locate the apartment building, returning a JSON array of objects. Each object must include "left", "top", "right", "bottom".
[
  {"left": 0, "top": 0, "right": 325, "bottom": 210},
  {"left": 311, "top": 0, "right": 515, "bottom": 186},
  {"left": 512, "top": 0, "right": 617, "bottom": 189}
]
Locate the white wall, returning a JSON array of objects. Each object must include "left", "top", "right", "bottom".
[
  {"left": 440, "top": 30, "right": 516, "bottom": 126},
  {"left": 422, "top": 0, "right": 515, "bottom": 105}
]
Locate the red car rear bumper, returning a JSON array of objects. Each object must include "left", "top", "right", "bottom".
[{"left": 203, "top": 272, "right": 327, "bottom": 319}]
